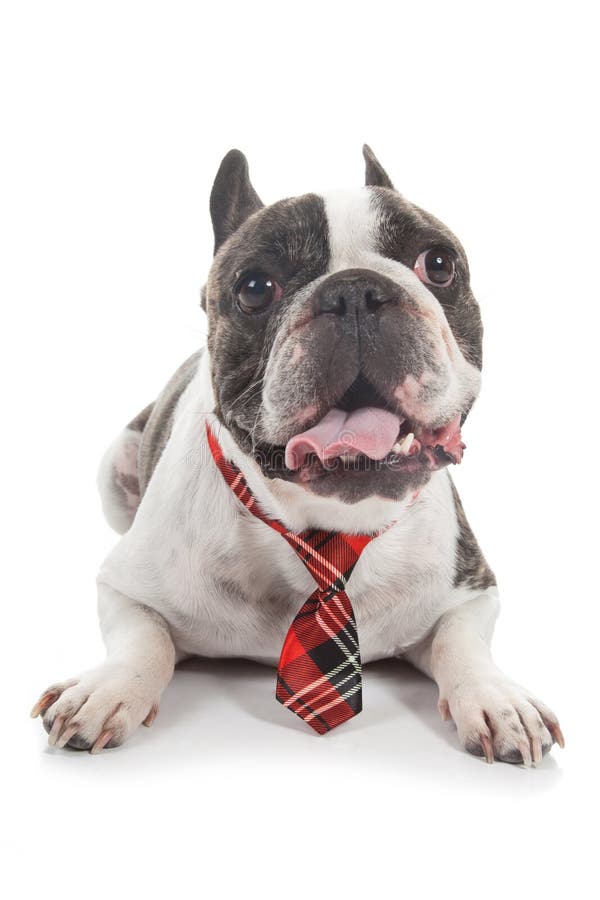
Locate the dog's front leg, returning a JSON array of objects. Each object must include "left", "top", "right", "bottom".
[
  {"left": 405, "top": 590, "right": 564, "bottom": 765},
  {"left": 31, "top": 584, "right": 176, "bottom": 752}
]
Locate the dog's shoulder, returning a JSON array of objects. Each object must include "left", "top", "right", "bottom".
[
  {"left": 136, "top": 350, "right": 204, "bottom": 494},
  {"left": 448, "top": 475, "right": 496, "bottom": 591}
]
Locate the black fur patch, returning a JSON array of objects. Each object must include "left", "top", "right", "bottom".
[
  {"left": 137, "top": 351, "right": 203, "bottom": 494},
  {"left": 450, "top": 477, "right": 496, "bottom": 590},
  {"left": 206, "top": 193, "right": 330, "bottom": 443},
  {"left": 210, "top": 149, "right": 264, "bottom": 254},
  {"left": 363, "top": 144, "right": 394, "bottom": 189},
  {"left": 371, "top": 187, "right": 483, "bottom": 370}
]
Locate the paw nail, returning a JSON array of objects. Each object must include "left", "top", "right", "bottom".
[
  {"left": 519, "top": 742, "right": 533, "bottom": 767},
  {"left": 438, "top": 699, "right": 451, "bottom": 722},
  {"left": 47, "top": 716, "right": 65, "bottom": 747},
  {"left": 30, "top": 692, "right": 58, "bottom": 719},
  {"left": 143, "top": 704, "right": 159, "bottom": 727},
  {"left": 56, "top": 724, "right": 79, "bottom": 749},
  {"left": 90, "top": 731, "right": 113, "bottom": 754},
  {"left": 550, "top": 723, "right": 565, "bottom": 749},
  {"left": 480, "top": 733, "right": 494, "bottom": 764}
]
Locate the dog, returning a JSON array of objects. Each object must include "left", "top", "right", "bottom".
[{"left": 32, "top": 146, "right": 564, "bottom": 763}]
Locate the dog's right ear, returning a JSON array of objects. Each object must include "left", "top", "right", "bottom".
[{"left": 209, "top": 150, "right": 264, "bottom": 255}]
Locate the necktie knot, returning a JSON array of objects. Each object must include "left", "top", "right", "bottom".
[{"left": 279, "top": 529, "right": 372, "bottom": 593}]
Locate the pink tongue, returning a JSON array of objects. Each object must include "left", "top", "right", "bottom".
[{"left": 285, "top": 407, "right": 402, "bottom": 470}]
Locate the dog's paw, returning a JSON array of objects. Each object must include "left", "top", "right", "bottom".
[
  {"left": 31, "top": 664, "right": 160, "bottom": 753},
  {"left": 439, "top": 677, "right": 564, "bottom": 766}
]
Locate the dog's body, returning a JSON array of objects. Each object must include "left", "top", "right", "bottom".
[
  {"left": 99, "top": 348, "right": 482, "bottom": 666},
  {"left": 33, "top": 148, "right": 563, "bottom": 763}
]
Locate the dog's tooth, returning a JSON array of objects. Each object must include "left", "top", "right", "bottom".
[{"left": 393, "top": 432, "right": 414, "bottom": 455}]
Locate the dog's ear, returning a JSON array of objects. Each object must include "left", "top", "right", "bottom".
[
  {"left": 210, "top": 149, "right": 264, "bottom": 254},
  {"left": 363, "top": 144, "right": 394, "bottom": 189}
]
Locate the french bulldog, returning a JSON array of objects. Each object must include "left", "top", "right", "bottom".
[{"left": 32, "top": 146, "right": 564, "bottom": 763}]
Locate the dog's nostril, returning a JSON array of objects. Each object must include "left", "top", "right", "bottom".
[
  {"left": 315, "top": 273, "right": 394, "bottom": 316},
  {"left": 364, "top": 289, "right": 376, "bottom": 309},
  {"left": 317, "top": 289, "right": 346, "bottom": 315},
  {"left": 365, "top": 288, "right": 389, "bottom": 310}
]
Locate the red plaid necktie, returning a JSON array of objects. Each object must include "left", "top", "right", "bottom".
[{"left": 206, "top": 421, "right": 389, "bottom": 734}]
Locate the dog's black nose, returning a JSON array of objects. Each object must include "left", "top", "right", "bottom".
[{"left": 314, "top": 269, "right": 396, "bottom": 316}]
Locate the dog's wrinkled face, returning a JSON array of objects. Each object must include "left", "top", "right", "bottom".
[{"left": 205, "top": 147, "right": 483, "bottom": 503}]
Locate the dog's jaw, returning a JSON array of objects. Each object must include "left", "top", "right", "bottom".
[{"left": 207, "top": 403, "right": 416, "bottom": 535}]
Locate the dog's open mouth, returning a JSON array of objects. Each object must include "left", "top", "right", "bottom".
[
  {"left": 281, "top": 406, "right": 464, "bottom": 482},
  {"left": 249, "top": 373, "right": 466, "bottom": 490},
  {"left": 255, "top": 405, "right": 464, "bottom": 485}
]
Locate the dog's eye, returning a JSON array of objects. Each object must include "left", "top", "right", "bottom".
[
  {"left": 414, "top": 248, "right": 456, "bottom": 288},
  {"left": 236, "top": 274, "right": 282, "bottom": 313}
]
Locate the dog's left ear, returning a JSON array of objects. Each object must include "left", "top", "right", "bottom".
[
  {"left": 363, "top": 144, "right": 394, "bottom": 189},
  {"left": 210, "top": 149, "right": 264, "bottom": 254}
]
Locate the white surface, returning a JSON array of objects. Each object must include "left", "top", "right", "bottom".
[
  {"left": 9, "top": 656, "right": 590, "bottom": 897},
  {"left": 1, "top": 1, "right": 598, "bottom": 898}
]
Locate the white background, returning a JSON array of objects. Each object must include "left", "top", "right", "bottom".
[{"left": 1, "top": 1, "right": 598, "bottom": 897}]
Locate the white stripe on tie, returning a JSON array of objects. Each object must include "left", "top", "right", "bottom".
[
  {"left": 304, "top": 682, "right": 362, "bottom": 725},
  {"left": 319, "top": 599, "right": 359, "bottom": 651},
  {"left": 283, "top": 652, "right": 360, "bottom": 707}
]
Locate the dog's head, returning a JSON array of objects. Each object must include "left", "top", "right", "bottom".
[{"left": 204, "top": 147, "right": 482, "bottom": 504}]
